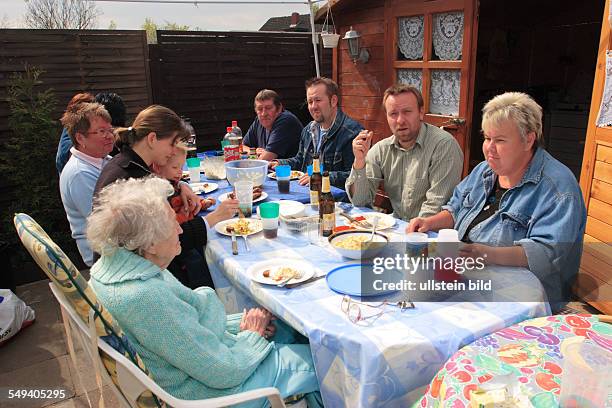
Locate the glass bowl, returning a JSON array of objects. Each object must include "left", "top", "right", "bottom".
[{"left": 225, "top": 159, "right": 268, "bottom": 187}]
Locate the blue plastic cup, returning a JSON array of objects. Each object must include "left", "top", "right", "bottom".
[
  {"left": 275, "top": 165, "right": 291, "bottom": 178},
  {"left": 275, "top": 165, "right": 291, "bottom": 193},
  {"left": 186, "top": 157, "right": 201, "bottom": 168}
]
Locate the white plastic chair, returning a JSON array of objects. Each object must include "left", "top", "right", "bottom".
[{"left": 50, "top": 282, "right": 286, "bottom": 408}]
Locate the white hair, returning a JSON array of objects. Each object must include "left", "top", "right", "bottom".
[
  {"left": 482, "top": 92, "right": 543, "bottom": 148},
  {"left": 87, "top": 176, "right": 175, "bottom": 256}
]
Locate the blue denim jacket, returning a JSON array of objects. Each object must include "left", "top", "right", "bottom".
[
  {"left": 277, "top": 109, "right": 363, "bottom": 189},
  {"left": 443, "top": 148, "right": 586, "bottom": 306}
]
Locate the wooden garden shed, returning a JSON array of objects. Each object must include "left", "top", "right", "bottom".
[
  {"left": 317, "top": 0, "right": 603, "bottom": 177},
  {"left": 318, "top": 0, "right": 611, "bottom": 313}
]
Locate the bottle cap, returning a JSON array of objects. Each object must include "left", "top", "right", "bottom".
[
  {"left": 258, "top": 202, "right": 280, "bottom": 219},
  {"left": 437, "top": 229, "right": 459, "bottom": 242}
]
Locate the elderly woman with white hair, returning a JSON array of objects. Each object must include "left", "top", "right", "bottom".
[
  {"left": 87, "top": 177, "right": 322, "bottom": 407},
  {"left": 408, "top": 92, "right": 586, "bottom": 310}
]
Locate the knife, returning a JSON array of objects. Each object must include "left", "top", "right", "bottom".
[
  {"left": 285, "top": 274, "right": 326, "bottom": 289},
  {"left": 231, "top": 231, "right": 238, "bottom": 255}
]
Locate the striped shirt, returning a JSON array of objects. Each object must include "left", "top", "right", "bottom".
[{"left": 346, "top": 122, "right": 463, "bottom": 221}]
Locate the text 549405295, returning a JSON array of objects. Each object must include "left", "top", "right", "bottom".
[{"left": 3, "top": 388, "right": 67, "bottom": 400}]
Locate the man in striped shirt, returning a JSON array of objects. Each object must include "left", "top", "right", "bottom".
[{"left": 346, "top": 84, "right": 463, "bottom": 221}]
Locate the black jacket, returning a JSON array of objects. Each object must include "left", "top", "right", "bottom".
[{"left": 93, "top": 147, "right": 210, "bottom": 288}]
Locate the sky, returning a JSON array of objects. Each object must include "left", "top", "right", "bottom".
[{"left": 0, "top": 0, "right": 317, "bottom": 31}]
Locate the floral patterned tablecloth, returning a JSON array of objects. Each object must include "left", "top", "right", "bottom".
[{"left": 416, "top": 314, "right": 612, "bottom": 407}]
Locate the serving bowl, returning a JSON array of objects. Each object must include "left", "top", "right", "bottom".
[
  {"left": 328, "top": 230, "right": 388, "bottom": 260},
  {"left": 201, "top": 156, "right": 226, "bottom": 180},
  {"left": 225, "top": 159, "right": 268, "bottom": 187}
]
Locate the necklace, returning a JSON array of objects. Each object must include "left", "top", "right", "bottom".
[{"left": 129, "top": 160, "right": 152, "bottom": 175}]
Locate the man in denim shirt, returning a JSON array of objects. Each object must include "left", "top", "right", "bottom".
[
  {"left": 272, "top": 77, "right": 363, "bottom": 189},
  {"left": 409, "top": 92, "right": 586, "bottom": 311}
]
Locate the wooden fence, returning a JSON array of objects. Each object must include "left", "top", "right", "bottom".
[
  {"left": 0, "top": 28, "right": 331, "bottom": 284},
  {"left": 150, "top": 30, "right": 332, "bottom": 150},
  {"left": 0, "top": 29, "right": 151, "bottom": 284},
  {"left": 0, "top": 29, "right": 152, "bottom": 145}
]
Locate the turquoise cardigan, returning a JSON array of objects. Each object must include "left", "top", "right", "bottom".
[{"left": 90, "top": 248, "right": 273, "bottom": 400}]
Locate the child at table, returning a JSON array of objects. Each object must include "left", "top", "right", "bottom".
[{"left": 153, "top": 148, "right": 215, "bottom": 224}]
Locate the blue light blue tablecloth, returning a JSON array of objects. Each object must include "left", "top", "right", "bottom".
[{"left": 204, "top": 209, "right": 550, "bottom": 407}]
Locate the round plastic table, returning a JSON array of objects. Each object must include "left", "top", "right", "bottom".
[{"left": 415, "top": 314, "right": 612, "bottom": 407}]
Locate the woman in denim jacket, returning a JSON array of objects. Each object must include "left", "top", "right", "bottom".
[{"left": 408, "top": 92, "right": 586, "bottom": 311}]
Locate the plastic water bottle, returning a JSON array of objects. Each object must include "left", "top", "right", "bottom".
[
  {"left": 223, "top": 127, "right": 239, "bottom": 162},
  {"left": 231, "top": 120, "right": 244, "bottom": 156},
  {"left": 231, "top": 120, "right": 242, "bottom": 138}
]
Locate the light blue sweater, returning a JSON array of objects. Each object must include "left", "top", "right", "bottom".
[
  {"left": 59, "top": 151, "right": 103, "bottom": 266},
  {"left": 89, "top": 248, "right": 273, "bottom": 400}
]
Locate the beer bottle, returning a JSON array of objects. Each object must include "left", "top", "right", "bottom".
[
  {"left": 319, "top": 171, "right": 335, "bottom": 237},
  {"left": 310, "top": 155, "right": 322, "bottom": 208}
]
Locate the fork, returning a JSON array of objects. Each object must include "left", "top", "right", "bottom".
[
  {"left": 339, "top": 212, "right": 371, "bottom": 228},
  {"left": 242, "top": 235, "right": 250, "bottom": 252},
  {"left": 366, "top": 216, "right": 380, "bottom": 242},
  {"left": 276, "top": 272, "right": 298, "bottom": 287}
]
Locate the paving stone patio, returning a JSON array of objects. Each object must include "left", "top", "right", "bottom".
[{"left": 0, "top": 280, "right": 119, "bottom": 408}]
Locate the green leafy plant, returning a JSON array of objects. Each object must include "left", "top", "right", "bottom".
[{"left": 0, "top": 65, "right": 80, "bottom": 272}]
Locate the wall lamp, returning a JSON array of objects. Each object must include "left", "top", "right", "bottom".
[{"left": 343, "top": 26, "right": 370, "bottom": 64}]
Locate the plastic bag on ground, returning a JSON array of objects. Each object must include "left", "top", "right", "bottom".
[{"left": 0, "top": 289, "right": 36, "bottom": 346}]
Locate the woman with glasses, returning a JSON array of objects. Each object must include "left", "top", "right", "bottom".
[
  {"left": 59, "top": 102, "right": 115, "bottom": 267},
  {"left": 94, "top": 105, "right": 238, "bottom": 288}
]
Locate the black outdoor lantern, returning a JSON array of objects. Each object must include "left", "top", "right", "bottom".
[{"left": 343, "top": 26, "right": 370, "bottom": 64}]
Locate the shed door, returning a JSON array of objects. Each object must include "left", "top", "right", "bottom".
[
  {"left": 385, "top": 0, "right": 478, "bottom": 175},
  {"left": 577, "top": 0, "right": 612, "bottom": 314}
]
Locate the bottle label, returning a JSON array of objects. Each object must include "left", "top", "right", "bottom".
[
  {"left": 310, "top": 191, "right": 319, "bottom": 206},
  {"left": 224, "top": 145, "right": 240, "bottom": 162},
  {"left": 322, "top": 213, "right": 335, "bottom": 234}
]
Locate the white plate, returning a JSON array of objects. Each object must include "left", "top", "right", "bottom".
[
  {"left": 189, "top": 182, "right": 218, "bottom": 194},
  {"left": 247, "top": 259, "right": 315, "bottom": 286},
  {"left": 268, "top": 171, "right": 305, "bottom": 180},
  {"left": 278, "top": 200, "right": 306, "bottom": 218},
  {"left": 341, "top": 212, "right": 396, "bottom": 230},
  {"left": 214, "top": 218, "right": 263, "bottom": 236},
  {"left": 217, "top": 191, "right": 269, "bottom": 203}
]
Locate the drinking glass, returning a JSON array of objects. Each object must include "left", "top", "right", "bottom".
[{"left": 234, "top": 180, "right": 253, "bottom": 217}]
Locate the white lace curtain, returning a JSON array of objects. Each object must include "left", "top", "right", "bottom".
[
  {"left": 398, "top": 16, "right": 424, "bottom": 60},
  {"left": 397, "top": 11, "right": 464, "bottom": 115},
  {"left": 398, "top": 69, "right": 423, "bottom": 92},
  {"left": 430, "top": 70, "right": 461, "bottom": 115},
  {"left": 432, "top": 11, "right": 464, "bottom": 60}
]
